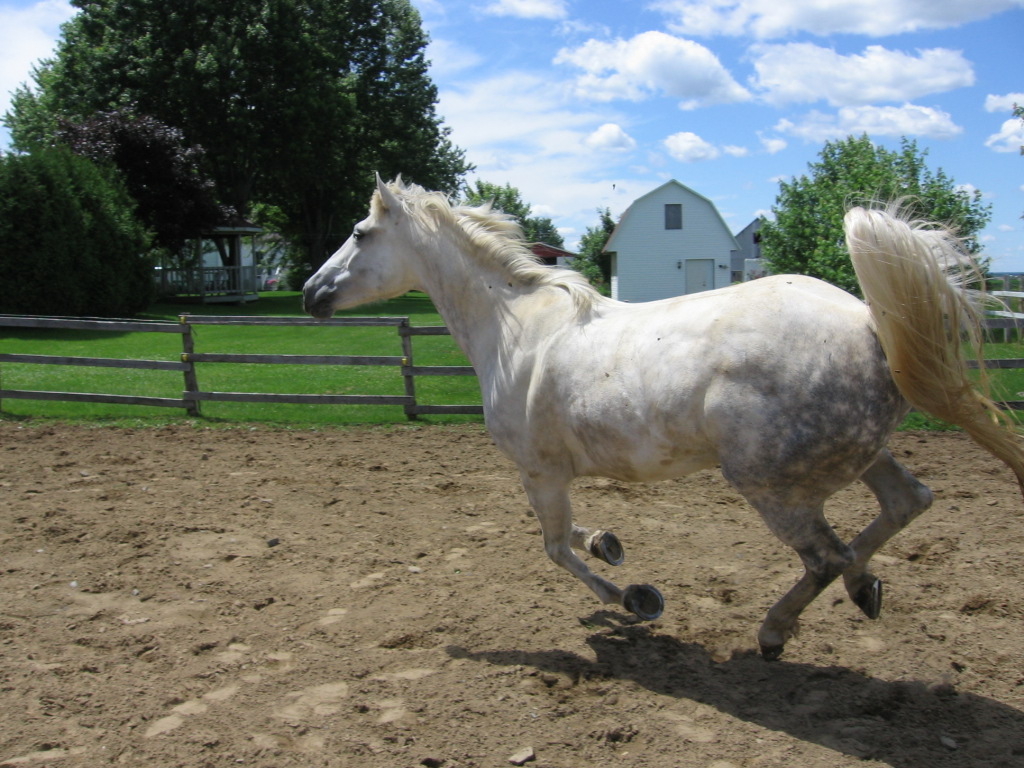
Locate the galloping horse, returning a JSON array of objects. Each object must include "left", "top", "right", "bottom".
[{"left": 304, "top": 176, "right": 1024, "bottom": 659}]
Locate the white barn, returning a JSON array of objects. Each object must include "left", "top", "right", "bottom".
[{"left": 604, "top": 180, "right": 740, "bottom": 302}]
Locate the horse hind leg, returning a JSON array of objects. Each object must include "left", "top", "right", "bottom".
[
  {"left": 843, "top": 450, "right": 933, "bottom": 619},
  {"left": 745, "top": 493, "right": 855, "bottom": 660}
]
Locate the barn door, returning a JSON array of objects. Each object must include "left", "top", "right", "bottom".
[{"left": 684, "top": 259, "right": 714, "bottom": 294}]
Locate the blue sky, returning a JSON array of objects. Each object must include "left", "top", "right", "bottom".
[{"left": 3, "top": 1, "right": 1023, "bottom": 268}]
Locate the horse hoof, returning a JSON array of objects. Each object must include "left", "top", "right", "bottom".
[
  {"left": 759, "top": 644, "right": 784, "bottom": 661},
  {"left": 623, "top": 584, "right": 664, "bottom": 621},
  {"left": 854, "top": 578, "right": 883, "bottom": 620},
  {"left": 590, "top": 531, "right": 624, "bottom": 566}
]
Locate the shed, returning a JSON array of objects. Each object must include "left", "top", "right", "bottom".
[
  {"left": 603, "top": 180, "right": 739, "bottom": 302},
  {"left": 531, "top": 242, "right": 577, "bottom": 268}
]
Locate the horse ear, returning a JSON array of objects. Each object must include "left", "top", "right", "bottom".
[{"left": 375, "top": 173, "right": 400, "bottom": 213}]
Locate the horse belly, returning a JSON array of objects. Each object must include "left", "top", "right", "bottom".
[
  {"left": 562, "top": 383, "right": 719, "bottom": 482},
  {"left": 574, "top": 434, "right": 717, "bottom": 481}
]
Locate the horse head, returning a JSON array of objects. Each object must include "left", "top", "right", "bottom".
[{"left": 303, "top": 175, "right": 420, "bottom": 319}]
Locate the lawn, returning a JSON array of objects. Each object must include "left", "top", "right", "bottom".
[{"left": 0, "top": 292, "right": 483, "bottom": 427}]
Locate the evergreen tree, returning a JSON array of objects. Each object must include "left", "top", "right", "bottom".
[{"left": 0, "top": 148, "right": 152, "bottom": 316}]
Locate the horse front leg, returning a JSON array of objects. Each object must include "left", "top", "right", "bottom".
[
  {"left": 521, "top": 475, "right": 663, "bottom": 620},
  {"left": 570, "top": 524, "right": 625, "bottom": 566}
]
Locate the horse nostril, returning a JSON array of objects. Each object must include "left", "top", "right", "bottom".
[{"left": 303, "top": 283, "right": 338, "bottom": 319}]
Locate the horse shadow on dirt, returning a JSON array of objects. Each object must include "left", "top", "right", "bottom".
[{"left": 447, "top": 612, "right": 1024, "bottom": 768}]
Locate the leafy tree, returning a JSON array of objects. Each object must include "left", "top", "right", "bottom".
[
  {"left": 461, "top": 180, "right": 565, "bottom": 248},
  {"left": 0, "top": 148, "right": 152, "bottom": 316},
  {"left": 5, "top": 0, "right": 471, "bottom": 272},
  {"left": 56, "top": 108, "right": 229, "bottom": 256},
  {"left": 569, "top": 207, "right": 616, "bottom": 295},
  {"left": 761, "top": 135, "right": 991, "bottom": 294}
]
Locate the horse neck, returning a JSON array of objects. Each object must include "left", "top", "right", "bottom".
[{"left": 412, "top": 235, "right": 567, "bottom": 372}]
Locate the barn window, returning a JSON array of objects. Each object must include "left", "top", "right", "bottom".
[{"left": 665, "top": 204, "right": 682, "bottom": 230}]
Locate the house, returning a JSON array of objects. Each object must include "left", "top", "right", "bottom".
[
  {"left": 603, "top": 180, "right": 740, "bottom": 302},
  {"left": 733, "top": 217, "right": 767, "bottom": 281}
]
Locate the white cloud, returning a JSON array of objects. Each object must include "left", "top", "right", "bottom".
[
  {"left": 722, "top": 144, "right": 748, "bottom": 157},
  {"left": 651, "top": 0, "right": 1022, "bottom": 39},
  {"left": 585, "top": 123, "right": 637, "bottom": 152},
  {"left": 751, "top": 44, "right": 974, "bottom": 107},
  {"left": 758, "top": 133, "right": 787, "bottom": 154},
  {"left": 439, "top": 72, "right": 600, "bottom": 151},
  {"left": 436, "top": 73, "right": 639, "bottom": 230},
  {"left": 985, "top": 92, "right": 1024, "bottom": 113},
  {"left": 985, "top": 117, "right": 1024, "bottom": 152},
  {"left": 775, "top": 104, "right": 963, "bottom": 142},
  {"left": 555, "top": 31, "right": 750, "bottom": 109},
  {"left": 415, "top": 0, "right": 445, "bottom": 14},
  {"left": 426, "top": 38, "right": 484, "bottom": 78},
  {"left": 0, "top": 1, "right": 76, "bottom": 119},
  {"left": 481, "top": 0, "right": 568, "bottom": 20},
  {"left": 664, "top": 131, "right": 720, "bottom": 162},
  {"left": 556, "top": 18, "right": 611, "bottom": 38}
]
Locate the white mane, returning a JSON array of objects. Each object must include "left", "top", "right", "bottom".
[{"left": 376, "top": 179, "right": 606, "bottom": 314}]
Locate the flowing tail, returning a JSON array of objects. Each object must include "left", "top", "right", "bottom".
[{"left": 845, "top": 205, "right": 1024, "bottom": 495}]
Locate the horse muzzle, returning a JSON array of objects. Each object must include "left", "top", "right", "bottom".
[{"left": 302, "top": 280, "right": 338, "bottom": 319}]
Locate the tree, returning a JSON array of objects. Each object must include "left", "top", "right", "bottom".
[
  {"left": 569, "top": 207, "right": 616, "bottom": 295},
  {"left": 0, "top": 148, "right": 152, "bottom": 316},
  {"left": 56, "top": 108, "right": 229, "bottom": 257},
  {"left": 5, "top": 0, "right": 471, "bottom": 272},
  {"left": 761, "top": 135, "right": 991, "bottom": 294},
  {"left": 461, "top": 180, "right": 565, "bottom": 248}
]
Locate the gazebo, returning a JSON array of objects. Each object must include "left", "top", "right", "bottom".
[{"left": 155, "top": 220, "right": 263, "bottom": 304}]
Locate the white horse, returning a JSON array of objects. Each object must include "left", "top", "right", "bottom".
[{"left": 304, "top": 176, "right": 1024, "bottom": 659}]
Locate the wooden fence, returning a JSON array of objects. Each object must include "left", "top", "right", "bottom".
[
  {"left": 3, "top": 312, "right": 1024, "bottom": 418},
  {"left": 0, "top": 314, "right": 482, "bottom": 419}
]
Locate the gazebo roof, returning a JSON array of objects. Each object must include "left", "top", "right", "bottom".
[{"left": 205, "top": 216, "right": 262, "bottom": 236}]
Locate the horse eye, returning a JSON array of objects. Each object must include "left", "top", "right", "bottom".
[{"left": 353, "top": 230, "right": 364, "bottom": 241}]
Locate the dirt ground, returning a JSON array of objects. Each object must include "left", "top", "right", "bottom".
[{"left": 1, "top": 422, "right": 1023, "bottom": 768}]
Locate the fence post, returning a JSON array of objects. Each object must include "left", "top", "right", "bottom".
[
  {"left": 179, "top": 315, "right": 201, "bottom": 417},
  {"left": 399, "top": 319, "right": 418, "bottom": 421}
]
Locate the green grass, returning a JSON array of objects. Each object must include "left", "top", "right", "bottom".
[
  {"left": 977, "top": 340, "right": 1024, "bottom": 401},
  {"left": 896, "top": 338, "right": 1024, "bottom": 431},
  {"left": 0, "top": 291, "right": 483, "bottom": 427}
]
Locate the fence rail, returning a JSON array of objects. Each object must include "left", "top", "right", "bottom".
[{"left": 0, "top": 313, "right": 483, "bottom": 419}]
